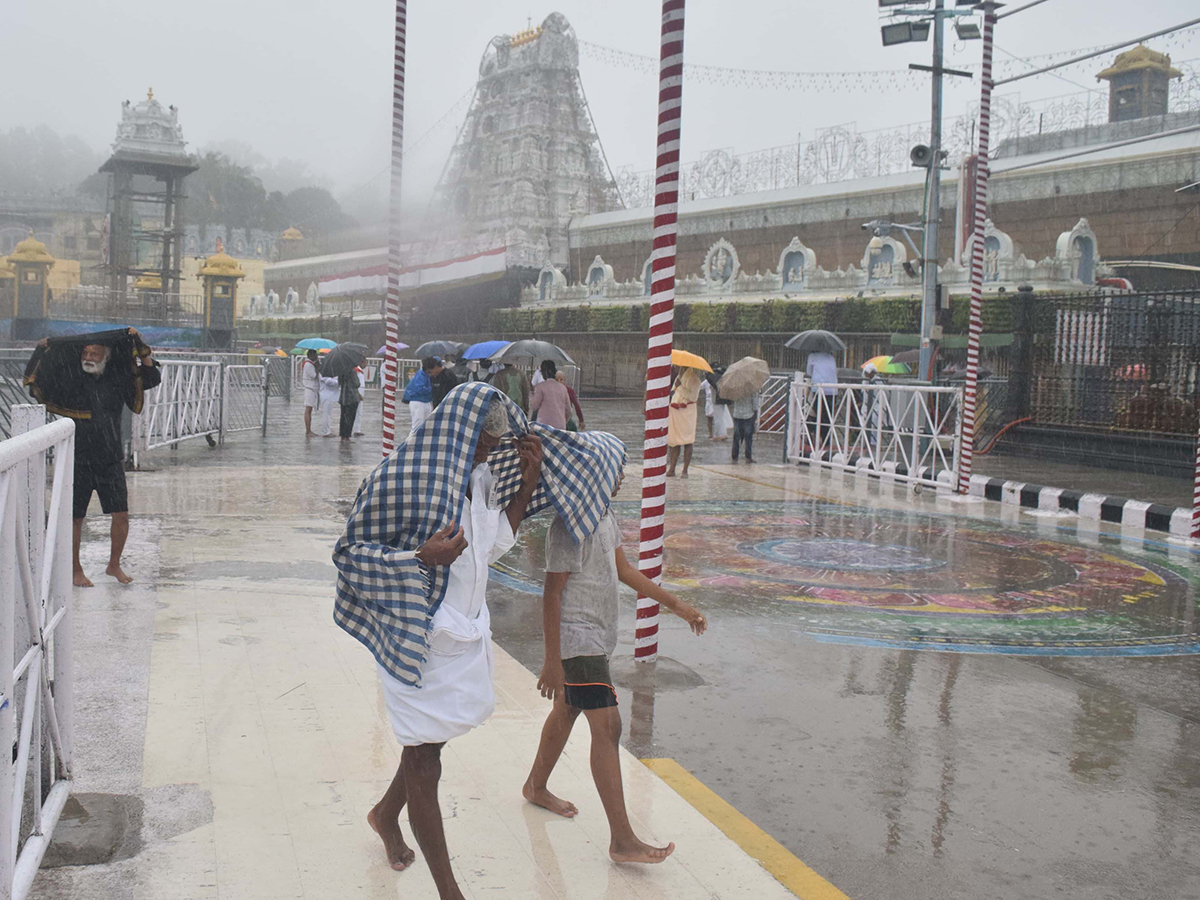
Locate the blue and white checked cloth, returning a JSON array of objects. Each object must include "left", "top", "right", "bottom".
[{"left": 333, "top": 382, "right": 626, "bottom": 686}]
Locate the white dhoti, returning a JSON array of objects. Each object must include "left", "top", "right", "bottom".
[
  {"left": 408, "top": 400, "right": 433, "bottom": 437},
  {"left": 712, "top": 403, "right": 733, "bottom": 439},
  {"left": 377, "top": 464, "right": 515, "bottom": 746},
  {"left": 318, "top": 378, "right": 339, "bottom": 435}
]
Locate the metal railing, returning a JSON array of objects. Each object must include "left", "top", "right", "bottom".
[
  {"left": 221, "top": 366, "right": 266, "bottom": 435},
  {"left": 47, "top": 286, "right": 205, "bottom": 328},
  {"left": 1030, "top": 290, "right": 1200, "bottom": 436},
  {"left": 0, "top": 408, "right": 75, "bottom": 899},
  {"left": 0, "top": 361, "right": 29, "bottom": 441},
  {"left": 130, "top": 361, "right": 222, "bottom": 465},
  {"left": 787, "top": 380, "right": 963, "bottom": 488},
  {"left": 756, "top": 374, "right": 791, "bottom": 435}
]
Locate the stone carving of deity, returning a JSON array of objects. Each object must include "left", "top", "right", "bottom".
[
  {"left": 710, "top": 248, "right": 730, "bottom": 283},
  {"left": 983, "top": 246, "right": 1000, "bottom": 282}
]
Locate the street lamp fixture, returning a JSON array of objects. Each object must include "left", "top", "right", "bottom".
[
  {"left": 955, "top": 18, "right": 983, "bottom": 39},
  {"left": 881, "top": 21, "right": 917, "bottom": 44}
]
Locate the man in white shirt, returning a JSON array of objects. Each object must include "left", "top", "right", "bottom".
[{"left": 805, "top": 351, "right": 839, "bottom": 451}]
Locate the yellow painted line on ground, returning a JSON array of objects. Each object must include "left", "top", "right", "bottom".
[{"left": 641, "top": 758, "right": 852, "bottom": 900}]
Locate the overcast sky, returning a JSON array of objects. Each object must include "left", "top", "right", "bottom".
[{"left": 4, "top": 0, "right": 1198, "bottom": 215}]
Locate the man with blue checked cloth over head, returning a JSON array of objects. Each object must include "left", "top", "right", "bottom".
[{"left": 333, "top": 381, "right": 626, "bottom": 899}]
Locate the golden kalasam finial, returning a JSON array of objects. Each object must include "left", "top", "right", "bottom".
[{"left": 148, "top": 86, "right": 154, "bottom": 101}]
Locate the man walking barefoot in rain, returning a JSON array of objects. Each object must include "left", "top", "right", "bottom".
[
  {"left": 27, "top": 329, "right": 161, "bottom": 586},
  {"left": 334, "top": 385, "right": 542, "bottom": 899}
]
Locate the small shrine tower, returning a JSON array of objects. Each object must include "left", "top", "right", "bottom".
[
  {"left": 8, "top": 233, "right": 55, "bottom": 340},
  {"left": 277, "top": 226, "right": 306, "bottom": 261},
  {"left": 1097, "top": 45, "right": 1182, "bottom": 123},
  {"left": 198, "top": 248, "right": 245, "bottom": 348}
]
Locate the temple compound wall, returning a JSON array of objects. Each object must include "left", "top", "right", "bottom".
[{"left": 552, "top": 134, "right": 1199, "bottom": 302}]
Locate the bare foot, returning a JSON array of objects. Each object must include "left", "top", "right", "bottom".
[
  {"left": 322, "top": 433, "right": 334, "bottom": 438},
  {"left": 73, "top": 569, "right": 93, "bottom": 588},
  {"left": 665, "top": 470, "right": 676, "bottom": 478},
  {"left": 367, "top": 806, "right": 416, "bottom": 872},
  {"left": 680, "top": 470, "right": 689, "bottom": 479},
  {"left": 105, "top": 563, "right": 133, "bottom": 584},
  {"left": 522, "top": 781, "right": 578, "bottom": 818},
  {"left": 610, "top": 839, "right": 675, "bottom": 864}
]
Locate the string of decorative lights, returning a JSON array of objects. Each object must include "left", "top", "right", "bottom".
[
  {"left": 578, "top": 39, "right": 924, "bottom": 90},
  {"left": 578, "top": 26, "right": 1199, "bottom": 90}
]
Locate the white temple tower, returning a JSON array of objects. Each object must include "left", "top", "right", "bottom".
[{"left": 433, "top": 12, "right": 622, "bottom": 271}]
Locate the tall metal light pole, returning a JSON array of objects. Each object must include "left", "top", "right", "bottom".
[
  {"left": 919, "top": 0, "right": 946, "bottom": 383},
  {"left": 879, "top": 0, "right": 975, "bottom": 380}
]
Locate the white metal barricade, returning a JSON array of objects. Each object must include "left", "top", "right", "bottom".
[
  {"left": 222, "top": 365, "right": 266, "bottom": 436},
  {"left": 787, "top": 380, "right": 963, "bottom": 488},
  {"left": 131, "top": 360, "right": 221, "bottom": 465},
  {"left": 756, "top": 373, "right": 791, "bottom": 436},
  {"left": 0, "top": 409, "right": 75, "bottom": 899}
]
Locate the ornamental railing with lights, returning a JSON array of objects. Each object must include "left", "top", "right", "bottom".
[{"left": 613, "top": 67, "right": 1200, "bottom": 209}]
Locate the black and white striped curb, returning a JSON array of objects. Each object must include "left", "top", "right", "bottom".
[
  {"left": 801, "top": 452, "right": 956, "bottom": 488},
  {"left": 967, "top": 474, "right": 1193, "bottom": 538}
]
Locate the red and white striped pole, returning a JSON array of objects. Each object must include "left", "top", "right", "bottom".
[
  {"left": 382, "top": 0, "right": 407, "bottom": 457},
  {"left": 636, "top": 0, "right": 686, "bottom": 663},
  {"left": 1191, "top": 425, "right": 1200, "bottom": 539},
  {"left": 957, "top": 3, "right": 996, "bottom": 494}
]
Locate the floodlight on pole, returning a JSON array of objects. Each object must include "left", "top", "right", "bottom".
[
  {"left": 879, "top": 0, "right": 922, "bottom": 7},
  {"left": 881, "top": 22, "right": 915, "bottom": 45},
  {"left": 955, "top": 19, "right": 982, "bottom": 39},
  {"left": 911, "top": 20, "right": 932, "bottom": 40}
]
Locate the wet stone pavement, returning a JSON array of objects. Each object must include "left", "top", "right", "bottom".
[{"left": 40, "top": 390, "right": 1200, "bottom": 900}]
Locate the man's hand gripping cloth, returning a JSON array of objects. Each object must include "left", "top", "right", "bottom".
[{"left": 333, "top": 381, "right": 626, "bottom": 687}]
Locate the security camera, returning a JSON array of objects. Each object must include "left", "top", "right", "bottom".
[{"left": 910, "top": 144, "right": 933, "bottom": 168}]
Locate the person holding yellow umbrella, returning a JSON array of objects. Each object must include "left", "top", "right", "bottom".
[{"left": 666, "top": 349, "right": 713, "bottom": 478}]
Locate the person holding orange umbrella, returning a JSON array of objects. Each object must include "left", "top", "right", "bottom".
[{"left": 666, "top": 350, "right": 713, "bottom": 478}]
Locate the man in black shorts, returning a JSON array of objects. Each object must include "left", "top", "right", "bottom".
[
  {"left": 28, "top": 330, "right": 161, "bottom": 586},
  {"left": 522, "top": 467, "right": 708, "bottom": 864}
]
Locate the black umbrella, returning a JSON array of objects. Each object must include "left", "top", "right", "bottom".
[
  {"left": 320, "top": 342, "right": 368, "bottom": 380},
  {"left": 836, "top": 367, "right": 864, "bottom": 383},
  {"left": 414, "top": 340, "right": 468, "bottom": 359},
  {"left": 890, "top": 348, "right": 923, "bottom": 365},
  {"left": 784, "top": 330, "right": 846, "bottom": 357},
  {"left": 495, "top": 339, "right": 575, "bottom": 366}
]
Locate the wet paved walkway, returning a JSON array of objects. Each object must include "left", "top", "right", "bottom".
[{"left": 33, "top": 392, "right": 1200, "bottom": 899}]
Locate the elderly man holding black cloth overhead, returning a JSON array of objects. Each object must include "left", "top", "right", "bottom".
[
  {"left": 333, "top": 381, "right": 625, "bottom": 899},
  {"left": 24, "top": 327, "right": 161, "bottom": 586}
]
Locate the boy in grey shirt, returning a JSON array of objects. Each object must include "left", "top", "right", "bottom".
[{"left": 522, "top": 470, "right": 707, "bottom": 864}]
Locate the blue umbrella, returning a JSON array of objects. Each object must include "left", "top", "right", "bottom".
[
  {"left": 295, "top": 337, "right": 338, "bottom": 351},
  {"left": 461, "top": 340, "right": 511, "bottom": 361}
]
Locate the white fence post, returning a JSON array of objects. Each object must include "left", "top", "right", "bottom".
[
  {"left": 0, "top": 416, "right": 76, "bottom": 900},
  {"left": 0, "top": 443, "right": 14, "bottom": 896}
]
